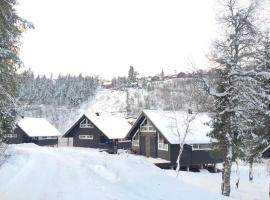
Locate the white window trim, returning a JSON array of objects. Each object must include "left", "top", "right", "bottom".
[
  {"left": 132, "top": 129, "right": 140, "bottom": 146},
  {"left": 4, "top": 134, "right": 17, "bottom": 138},
  {"left": 80, "top": 118, "right": 94, "bottom": 128},
  {"left": 158, "top": 132, "right": 168, "bottom": 151},
  {"left": 192, "top": 144, "right": 211, "bottom": 151},
  {"left": 140, "top": 118, "right": 155, "bottom": 132},
  {"left": 79, "top": 135, "right": 94, "bottom": 140}
]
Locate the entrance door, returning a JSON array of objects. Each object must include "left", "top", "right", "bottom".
[
  {"left": 150, "top": 135, "right": 157, "bottom": 158},
  {"left": 145, "top": 135, "right": 151, "bottom": 157}
]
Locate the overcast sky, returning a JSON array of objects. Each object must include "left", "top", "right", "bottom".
[{"left": 17, "top": 0, "right": 219, "bottom": 79}]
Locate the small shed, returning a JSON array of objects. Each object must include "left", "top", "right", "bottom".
[{"left": 5, "top": 117, "right": 62, "bottom": 146}]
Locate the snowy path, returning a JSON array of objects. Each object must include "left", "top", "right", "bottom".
[{"left": 0, "top": 144, "right": 225, "bottom": 200}]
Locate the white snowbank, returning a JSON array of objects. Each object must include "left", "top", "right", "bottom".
[
  {"left": 167, "top": 162, "right": 270, "bottom": 200},
  {"left": 0, "top": 144, "right": 225, "bottom": 200}
]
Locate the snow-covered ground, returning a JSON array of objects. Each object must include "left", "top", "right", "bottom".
[
  {"left": 167, "top": 163, "right": 269, "bottom": 200},
  {"left": 0, "top": 144, "right": 225, "bottom": 200}
]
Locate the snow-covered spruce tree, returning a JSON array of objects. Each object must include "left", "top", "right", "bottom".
[
  {"left": 127, "top": 66, "right": 138, "bottom": 86},
  {"left": 0, "top": 0, "right": 33, "bottom": 145},
  {"left": 205, "top": 0, "right": 267, "bottom": 196}
]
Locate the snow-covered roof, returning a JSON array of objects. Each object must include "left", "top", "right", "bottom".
[
  {"left": 143, "top": 110, "right": 212, "bottom": 144},
  {"left": 17, "top": 117, "right": 62, "bottom": 137},
  {"left": 85, "top": 114, "right": 131, "bottom": 139}
]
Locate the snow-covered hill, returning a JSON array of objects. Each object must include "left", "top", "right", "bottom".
[
  {"left": 0, "top": 144, "right": 225, "bottom": 200},
  {"left": 79, "top": 89, "right": 127, "bottom": 117}
]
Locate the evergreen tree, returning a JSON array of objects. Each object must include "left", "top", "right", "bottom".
[
  {"left": 161, "top": 69, "right": 164, "bottom": 80},
  {"left": 205, "top": 0, "right": 267, "bottom": 196},
  {"left": 127, "top": 66, "right": 138, "bottom": 85},
  {"left": 0, "top": 0, "right": 33, "bottom": 143}
]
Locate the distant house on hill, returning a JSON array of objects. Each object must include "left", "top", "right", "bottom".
[
  {"left": 63, "top": 113, "right": 131, "bottom": 152},
  {"left": 127, "top": 110, "right": 222, "bottom": 169},
  {"left": 4, "top": 117, "right": 61, "bottom": 146}
]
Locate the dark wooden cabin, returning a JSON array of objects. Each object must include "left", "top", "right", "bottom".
[
  {"left": 127, "top": 110, "right": 222, "bottom": 169},
  {"left": 4, "top": 117, "right": 61, "bottom": 146},
  {"left": 63, "top": 114, "right": 131, "bottom": 152}
]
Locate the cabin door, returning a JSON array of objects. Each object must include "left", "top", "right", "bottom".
[
  {"left": 145, "top": 133, "right": 157, "bottom": 158},
  {"left": 145, "top": 136, "right": 151, "bottom": 157}
]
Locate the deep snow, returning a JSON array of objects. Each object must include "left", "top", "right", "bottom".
[{"left": 0, "top": 144, "right": 226, "bottom": 200}]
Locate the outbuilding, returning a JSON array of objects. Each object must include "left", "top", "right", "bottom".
[{"left": 5, "top": 117, "right": 61, "bottom": 146}]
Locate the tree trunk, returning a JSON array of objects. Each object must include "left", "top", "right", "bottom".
[
  {"left": 176, "top": 144, "right": 184, "bottom": 176},
  {"left": 249, "top": 161, "right": 253, "bottom": 181},
  {"left": 236, "top": 160, "right": 240, "bottom": 188},
  {"left": 222, "top": 143, "right": 232, "bottom": 196}
]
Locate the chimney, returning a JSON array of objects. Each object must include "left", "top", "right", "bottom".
[{"left": 95, "top": 112, "right": 100, "bottom": 116}]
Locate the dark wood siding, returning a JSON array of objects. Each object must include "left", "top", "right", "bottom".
[
  {"left": 72, "top": 120, "right": 104, "bottom": 148},
  {"left": 263, "top": 147, "right": 270, "bottom": 158},
  {"left": 5, "top": 126, "right": 58, "bottom": 146},
  {"left": 5, "top": 126, "right": 31, "bottom": 144},
  {"left": 157, "top": 148, "right": 170, "bottom": 161},
  {"left": 117, "top": 141, "right": 131, "bottom": 149},
  {"left": 35, "top": 139, "right": 58, "bottom": 146},
  {"left": 170, "top": 144, "right": 192, "bottom": 166},
  {"left": 191, "top": 150, "right": 219, "bottom": 165}
]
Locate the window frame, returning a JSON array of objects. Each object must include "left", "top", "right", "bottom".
[
  {"left": 157, "top": 132, "right": 168, "bottom": 151},
  {"left": 4, "top": 134, "right": 17, "bottom": 138},
  {"left": 140, "top": 118, "right": 155, "bottom": 132},
  {"left": 192, "top": 143, "right": 211, "bottom": 151},
  {"left": 79, "top": 135, "right": 94, "bottom": 140},
  {"left": 80, "top": 118, "right": 94, "bottom": 128},
  {"left": 132, "top": 129, "right": 140, "bottom": 146}
]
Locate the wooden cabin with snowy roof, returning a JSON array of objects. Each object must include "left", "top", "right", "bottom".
[
  {"left": 63, "top": 113, "right": 131, "bottom": 152},
  {"left": 127, "top": 110, "right": 222, "bottom": 169},
  {"left": 4, "top": 117, "right": 61, "bottom": 146}
]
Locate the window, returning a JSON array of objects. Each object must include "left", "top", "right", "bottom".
[
  {"left": 79, "top": 135, "right": 93, "bottom": 140},
  {"left": 192, "top": 143, "right": 211, "bottom": 150},
  {"left": 158, "top": 132, "right": 168, "bottom": 151},
  {"left": 140, "top": 118, "right": 155, "bottom": 132},
  {"left": 132, "top": 129, "right": 140, "bottom": 146},
  {"left": 80, "top": 118, "right": 93, "bottom": 128},
  {"left": 4, "top": 134, "right": 17, "bottom": 138}
]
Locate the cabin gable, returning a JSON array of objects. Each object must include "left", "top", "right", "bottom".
[{"left": 71, "top": 116, "right": 108, "bottom": 148}]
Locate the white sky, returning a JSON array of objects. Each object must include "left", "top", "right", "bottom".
[{"left": 17, "top": 0, "right": 219, "bottom": 79}]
